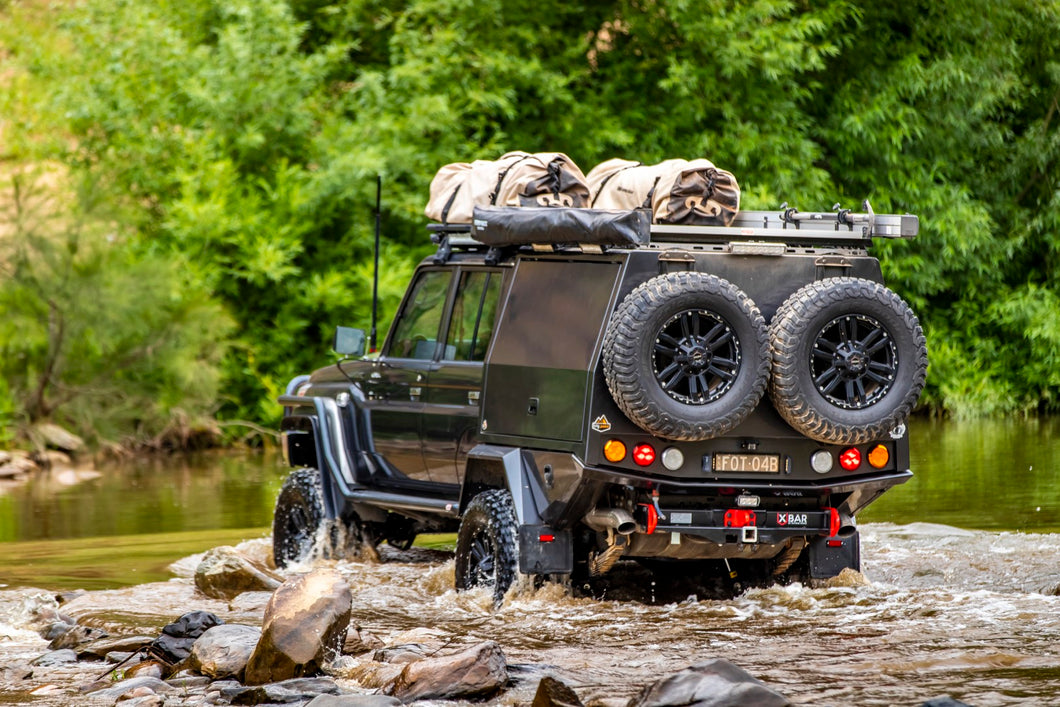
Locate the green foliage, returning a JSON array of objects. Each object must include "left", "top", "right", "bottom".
[
  {"left": 3, "top": 0, "right": 1060, "bottom": 438},
  {"left": 0, "top": 169, "right": 233, "bottom": 445}
]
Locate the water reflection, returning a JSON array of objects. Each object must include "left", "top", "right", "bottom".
[
  {"left": 0, "top": 450, "right": 286, "bottom": 543},
  {"left": 1, "top": 418, "right": 1060, "bottom": 589},
  {"left": 861, "top": 417, "right": 1060, "bottom": 531}
]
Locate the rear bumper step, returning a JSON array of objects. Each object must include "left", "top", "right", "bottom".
[{"left": 648, "top": 507, "right": 844, "bottom": 545}]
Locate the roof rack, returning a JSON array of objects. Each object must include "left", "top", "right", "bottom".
[{"left": 427, "top": 201, "right": 918, "bottom": 260}]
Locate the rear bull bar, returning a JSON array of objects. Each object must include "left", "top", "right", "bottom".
[{"left": 641, "top": 506, "right": 851, "bottom": 545}]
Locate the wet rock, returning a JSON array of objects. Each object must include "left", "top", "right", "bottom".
[
  {"left": 0, "top": 454, "right": 37, "bottom": 479},
  {"left": 386, "top": 641, "right": 508, "bottom": 702},
  {"left": 48, "top": 623, "right": 107, "bottom": 650},
  {"left": 306, "top": 696, "right": 401, "bottom": 707},
  {"left": 119, "top": 695, "right": 164, "bottom": 707},
  {"left": 534, "top": 675, "right": 585, "bottom": 707},
  {"left": 40, "top": 449, "right": 72, "bottom": 469},
  {"left": 372, "top": 643, "right": 427, "bottom": 665},
  {"left": 243, "top": 569, "right": 352, "bottom": 685},
  {"left": 119, "top": 685, "right": 159, "bottom": 700},
  {"left": 78, "top": 634, "right": 155, "bottom": 660},
  {"left": 150, "top": 610, "right": 225, "bottom": 666},
  {"left": 2, "top": 665, "right": 33, "bottom": 681},
  {"left": 226, "top": 676, "right": 341, "bottom": 705},
  {"left": 347, "top": 660, "right": 406, "bottom": 691},
  {"left": 34, "top": 422, "right": 85, "bottom": 453},
  {"left": 41, "top": 620, "right": 76, "bottom": 642},
  {"left": 56, "top": 589, "right": 87, "bottom": 604},
  {"left": 921, "top": 699, "right": 973, "bottom": 707},
  {"left": 228, "top": 590, "right": 274, "bottom": 613},
  {"left": 188, "top": 623, "right": 262, "bottom": 679},
  {"left": 126, "top": 660, "right": 165, "bottom": 679},
  {"left": 627, "top": 659, "right": 791, "bottom": 707},
  {"left": 166, "top": 671, "right": 212, "bottom": 689},
  {"left": 343, "top": 626, "right": 385, "bottom": 655},
  {"left": 107, "top": 651, "right": 139, "bottom": 664},
  {"left": 195, "top": 545, "right": 283, "bottom": 600},
  {"left": 84, "top": 676, "right": 172, "bottom": 701},
  {"left": 31, "top": 649, "right": 79, "bottom": 666}
]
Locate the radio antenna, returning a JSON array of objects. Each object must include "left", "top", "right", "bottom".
[{"left": 370, "top": 175, "right": 382, "bottom": 353}]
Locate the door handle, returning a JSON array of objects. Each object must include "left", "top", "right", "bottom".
[{"left": 467, "top": 390, "right": 481, "bottom": 405}]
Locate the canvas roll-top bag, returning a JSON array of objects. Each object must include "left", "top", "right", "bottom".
[
  {"left": 425, "top": 151, "right": 590, "bottom": 224},
  {"left": 587, "top": 158, "right": 741, "bottom": 227},
  {"left": 426, "top": 153, "right": 741, "bottom": 227}
]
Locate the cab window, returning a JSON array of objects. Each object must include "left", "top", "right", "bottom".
[
  {"left": 444, "top": 271, "right": 502, "bottom": 362},
  {"left": 387, "top": 270, "right": 452, "bottom": 359}
]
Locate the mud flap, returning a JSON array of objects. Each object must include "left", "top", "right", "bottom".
[
  {"left": 807, "top": 531, "right": 860, "bottom": 579},
  {"left": 518, "top": 525, "right": 573, "bottom": 575}
]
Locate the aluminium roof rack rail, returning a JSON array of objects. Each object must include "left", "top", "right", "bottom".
[
  {"left": 426, "top": 200, "right": 919, "bottom": 261},
  {"left": 652, "top": 201, "right": 918, "bottom": 246}
]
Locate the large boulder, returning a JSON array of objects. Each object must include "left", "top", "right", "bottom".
[
  {"left": 627, "top": 659, "right": 791, "bottom": 707},
  {"left": 243, "top": 569, "right": 353, "bottom": 685},
  {"left": 187, "top": 624, "right": 262, "bottom": 680},
  {"left": 194, "top": 546, "right": 283, "bottom": 600},
  {"left": 386, "top": 641, "right": 508, "bottom": 702}
]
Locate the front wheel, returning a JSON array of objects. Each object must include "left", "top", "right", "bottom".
[
  {"left": 454, "top": 489, "right": 519, "bottom": 605},
  {"left": 272, "top": 468, "right": 327, "bottom": 568}
]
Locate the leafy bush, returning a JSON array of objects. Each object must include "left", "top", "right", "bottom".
[{"left": 3, "top": 0, "right": 1060, "bottom": 442}]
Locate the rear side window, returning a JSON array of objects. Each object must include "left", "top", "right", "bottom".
[
  {"left": 444, "top": 270, "right": 502, "bottom": 361},
  {"left": 387, "top": 270, "right": 452, "bottom": 360}
]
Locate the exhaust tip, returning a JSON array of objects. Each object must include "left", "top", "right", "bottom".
[{"left": 584, "top": 508, "right": 637, "bottom": 536}]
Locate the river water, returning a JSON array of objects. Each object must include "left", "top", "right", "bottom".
[{"left": 3, "top": 419, "right": 1060, "bottom": 705}]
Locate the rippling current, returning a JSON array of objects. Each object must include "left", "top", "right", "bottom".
[{"left": 4, "top": 522, "right": 1060, "bottom": 706}]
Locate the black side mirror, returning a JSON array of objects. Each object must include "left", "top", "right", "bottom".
[{"left": 334, "top": 327, "right": 367, "bottom": 357}]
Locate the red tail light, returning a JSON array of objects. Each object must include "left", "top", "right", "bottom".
[
  {"left": 839, "top": 447, "right": 861, "bottom": 471},
  {"left": 632, "top": 444, "right": 656, "bottom": 466}
]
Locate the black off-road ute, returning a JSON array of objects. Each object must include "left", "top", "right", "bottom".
[{"left": 273, "top": 202, "right": 927, "bottom": 602}]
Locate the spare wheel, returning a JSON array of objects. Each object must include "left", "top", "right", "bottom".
[
  {"left": 769, "top": 277, "right": 927, "bottom": 445},
  {"left": 602, "top": 271, "right": 770, "bottom": 441}
]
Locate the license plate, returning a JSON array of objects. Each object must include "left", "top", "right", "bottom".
[{"left": 710, "top": 453, "right": 782, "bottom": 473}]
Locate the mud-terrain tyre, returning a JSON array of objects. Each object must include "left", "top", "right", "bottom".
[
  {"left": 455, "top": 489, "right": 519, "bottom": 605},
  {"left": 769, "top": 278, "right": 927, "bottom": 445},
  {"left": 273, "top": 468, "right": 326, "bottom": 568},
  {"left": 602, "top": 272, "right": 770, "bottom": 441}
]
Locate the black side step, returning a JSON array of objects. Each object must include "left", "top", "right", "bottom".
[{"left": 348, "top": 489, "right": 459, "bottom": 518}]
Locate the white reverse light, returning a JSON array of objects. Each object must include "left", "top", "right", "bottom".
[
  {"left": 811, "top": 450, "right": 834, "bottom": 474},
  {"left": 661, "top": 447, "right": 685, "bottom": 471}
]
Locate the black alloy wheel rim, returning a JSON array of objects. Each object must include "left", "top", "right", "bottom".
[
  {"left": 467, "top": 529, "right": 497, "bottom": 587},
  {"left": 652, "top": 309, "right": 741, "bottom": 405},
  {"left": 811, "top": 314, "right": 898, "bottom": 409}
]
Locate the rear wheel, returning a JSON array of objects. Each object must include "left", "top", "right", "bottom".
[{"left": 454, "top": 489, "right": 519, "bottom": 605}]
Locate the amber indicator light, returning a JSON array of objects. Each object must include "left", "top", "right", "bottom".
[
  {"left": 603, "top": 439, "right": 627, "bottom": 463},
  {"left": 867, "top": 444, "right": 890, "bottom": 469}
]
